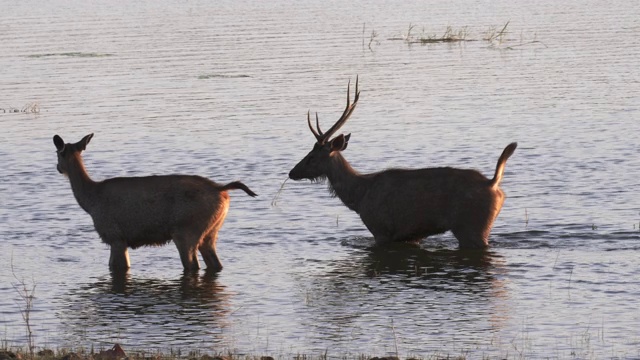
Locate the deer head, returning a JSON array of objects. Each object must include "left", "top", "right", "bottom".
[
  {"left": 289, "top": 77, "right": 360, "bottom": 181},
  {"left": 54, "top": 133, "right": 93, "bottom": 175}
]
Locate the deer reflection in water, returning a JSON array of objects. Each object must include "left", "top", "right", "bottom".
[
  {"left": 291, "top": 241, "right": 511, "bottom": 352},
  {"left": 58, "top": 272, "right": 235, "bottom": 348}
]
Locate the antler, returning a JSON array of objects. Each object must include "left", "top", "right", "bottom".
[
  {"left": 307, "top": 111, "right": 323, "bottom": 143},
  {"left": 307, "top": 76, "right": 360, "bottom": 144}
]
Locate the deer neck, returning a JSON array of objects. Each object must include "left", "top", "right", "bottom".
[
  {"left": 326, "top": 153, "right": 368, "bottom": 213},
  {"left": 66, "top": 154, "right": 98, "bottom": 214}
]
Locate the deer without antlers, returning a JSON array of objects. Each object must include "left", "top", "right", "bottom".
[
  {"left": 289, "top": 78, "right": 517, "bottom": 249},
  {"left": 54, "top": 133, "right": 257, "bottom": 272}
]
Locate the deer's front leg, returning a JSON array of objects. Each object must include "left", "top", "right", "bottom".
[{"left": 109, "top": 241, "right": 131, "bottom": 271}]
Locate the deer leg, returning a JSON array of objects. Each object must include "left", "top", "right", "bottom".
[
  {"left": 451, "top": 200, "right": 499, "bottom": 249},
  {"left": 173, "top": 233, "right": 200, "bottom": 271},
  {"left": 199, "top": 231, "right": 223, "bottom": 272},
  {"left": 109, "top": 241, "right": 131, "bottom": 270},
  {"left": 451, "top": 226, "right": 491, "bottom": 249},
  {"left": 373, "top": 234, "right": 393, "bottom": 245},
  {"left": 365, "top": 223, "right": 391, "bottom": 245}
]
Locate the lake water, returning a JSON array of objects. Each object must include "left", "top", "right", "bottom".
[{"left": 1, "top": 0, "right": 639, "bottom": 358}]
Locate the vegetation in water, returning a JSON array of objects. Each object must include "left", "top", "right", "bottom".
[
  {"left": 363, "top": 21, "right": 548, "bottom": 50},
  {"left": 26, "top": 52, "right": 113, "bottom": 58},
  {"left": 1, "top": 103, "right": 39, "bottom": 114},
  {"left": 197, "top": 74, "right": 250, "bottom": 79}
]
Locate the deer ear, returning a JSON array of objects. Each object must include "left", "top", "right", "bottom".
[
  {"left": 78, "top": 133, "right": 94, "bottom": 151},
  {"left": 330, "top": 134, "right": 350, "bottom": 153},
  {"left": 53, "top": 135, "right": 65, "bottom": 152},
  {"left": 343, "top": 133, "right": 351, "bottom": 151}
]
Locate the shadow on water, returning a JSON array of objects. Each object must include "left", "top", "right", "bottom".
[{"left": 56, "top": 271, "right": 235, "bottom": 348}]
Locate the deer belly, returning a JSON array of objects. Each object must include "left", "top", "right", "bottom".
[{"left": 91, "top": 212, "right": 172, "bottom": 248}]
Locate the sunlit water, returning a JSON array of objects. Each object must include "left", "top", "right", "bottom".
[{"left": 1, "top": 0, "right": 640, "bottom": 359}]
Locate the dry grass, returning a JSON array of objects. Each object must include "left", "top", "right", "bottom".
[
  {"left": 483, "top": 21, "right": 510, "bottom": 43},
  {"left": 385, "top": 21, "right": 546, "bottom": 49},
  {"left": 270, "top": 178, "right": 288, "bottom": 207},
  {"left": 388, "top": 23, "right": 472, "bottom": 44},
  {"left": 415, "top": 25, "right": 470, "bottom": 44},
  {"left": 0, "top": 348, "right": 473, "bottom": 360}
]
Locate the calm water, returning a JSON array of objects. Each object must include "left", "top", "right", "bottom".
[{"left": 1, "top": 0, "right": 640, "bottom": 358}]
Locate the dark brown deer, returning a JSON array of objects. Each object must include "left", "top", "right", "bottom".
[
  {"left": 54, "top": 133, "right": 257, "bottom": 272},
  {"left": 289, "top": 78, "right": 517, "bottom": 249}
]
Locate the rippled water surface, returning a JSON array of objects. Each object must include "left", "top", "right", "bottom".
[{"left": 1, "top": 1, "right": 640, "bottom": 358}]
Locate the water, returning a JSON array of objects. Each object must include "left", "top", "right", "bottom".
[{"left": 1, "top": 0, "right": 640, "bottom": 358}]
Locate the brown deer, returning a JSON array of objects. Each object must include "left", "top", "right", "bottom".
[
  {"left": 54, "top": 133, "right": 257, "bottom": 272},
  {"left": 289, "top": 78, "right": 517, "bottom": 249}
]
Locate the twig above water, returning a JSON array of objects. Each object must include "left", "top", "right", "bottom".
[{"left": 271, "top": 178, "right": 289, "bottom": 207}]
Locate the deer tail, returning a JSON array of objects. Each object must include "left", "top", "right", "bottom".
[
  {"left": 220, "top": 181, "right": 258, "bottom": 197},
  {"left": 489, "top": 142, "right": 517, "bottom": 188}
]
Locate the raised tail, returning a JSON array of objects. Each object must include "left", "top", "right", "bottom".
[
  {"left": 489, "top": 142, "right": 517, "bottom": 188},
  {"left": 220, "top": 181, "right": 258, "bottom": 197}
]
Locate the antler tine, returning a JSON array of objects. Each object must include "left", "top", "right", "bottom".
[
  {"left": 319, "top": 76, "right": 360, "bottom": 142},
  {"left": 315, "top": 112, "right": 323, "bottom": 136},
  {"left": 342, "top": 75, "right": 360, "bottom": 122},
  {"left": 307, "top": 110, "right": 323, "bottom": 142}
]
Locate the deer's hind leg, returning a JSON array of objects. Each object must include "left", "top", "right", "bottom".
[
  {"left": 173, "top": 231, "right": 201, "bottom": 271},
  {"left": 451, "top": 208, "right": 500, "bottom": 249},
  {"left": 199, "top": 230, "right": 223, "bottom": 272},
  {"left": 198, "top": 210, "right": 228, "bottom": 272},
  {"left": 451, "top": 226, "right": 491, "bottom": 249},
  {"left": 451, "top": 191, "right": 504, "bottom": 249},
  {"left": 198, "top": 199, "right": 229, "bottom": 272}
]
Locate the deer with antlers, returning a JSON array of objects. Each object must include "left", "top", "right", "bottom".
[{"left": 289, "top": 78, "right": 517, "bottom": 249}]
